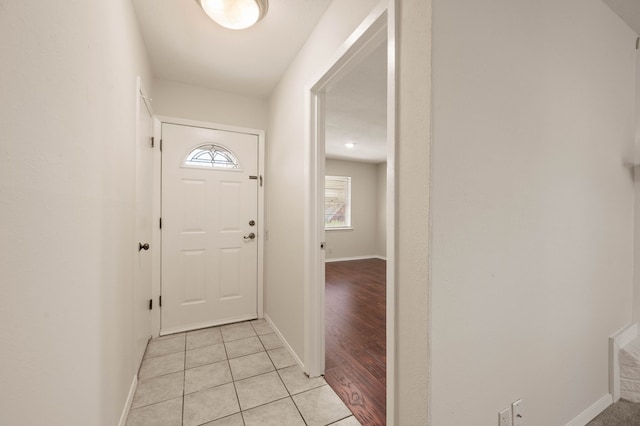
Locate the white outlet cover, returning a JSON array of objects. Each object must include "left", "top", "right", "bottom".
[
  {"left": 512, "top": 399, "right": 523, "bottom": 426},
  {"left": 499, "top": 407, "right": 513, "bottom": 426}
]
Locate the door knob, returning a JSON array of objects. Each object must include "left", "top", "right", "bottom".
[
  {"left": 243, "top": 233, "right": 256, "bottom": 240},
  {"left": 139, "top": 242, "right": 150, "bottom": 251}
]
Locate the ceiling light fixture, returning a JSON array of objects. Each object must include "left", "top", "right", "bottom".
[
  {"left": 344, "top": 142, "right": 356, "bottom": 149},
  {"left": 197, "top": 0, "right": 269, "bottom": 30}
]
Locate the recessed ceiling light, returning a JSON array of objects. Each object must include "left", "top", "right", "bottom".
[
  {"left": 344, "top": 142, "right": 356, "bottom": 149},
  {"left": 198, "top": 0, "right": 269, "bottom": 30}
]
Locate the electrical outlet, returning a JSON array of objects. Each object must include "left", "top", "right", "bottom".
[
  {"left": 512, "top": 399, "right": 523, "bottom": 426},
  {"left": 499, "top": 407, "right": 512, "bottom": 426}
]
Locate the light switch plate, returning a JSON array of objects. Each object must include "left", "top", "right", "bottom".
[
  {"left": 499, "top": 407, "right": 512, "bottom": 426},
  {"left": 512, "top": 399, "right": 523, "bottom": 426}
]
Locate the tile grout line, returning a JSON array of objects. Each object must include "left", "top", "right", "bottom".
[
  {"left": 126, "top": 339, "right": 187, "bottom": 419},
  {"left": 241, "top": 396, "right": 295, "bottom": 419},
  {"left": 128, "top": 373, "right": 185, "bottom": 411},
  {"left": 275, "top": 368, "right": 309, "bottom": 425},
  {"left": 181, "top": 331, "right": 187, "bottom": 426},
  {"left": 224, "top": 333, "right": 245, "bottom": 425},
  {"left": 138, "top": 322, "right": 325, "bottom": 425},
  {"left": 236, "top": 322, "right": 295, "bottom": 422},
  {"left": 133, "top": 323, "right": 350, "bottom": 426},
  {"left": 253, "top": 320, "right": 311, "bottom": 424}
]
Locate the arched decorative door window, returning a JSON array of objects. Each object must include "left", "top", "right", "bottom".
[{"left": 184, "top": 144, "right": 240, "bottom": 169}]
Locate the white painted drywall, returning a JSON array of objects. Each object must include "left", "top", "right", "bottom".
[
  {"left": 602, "top": 0, "right": 640, "bottom": 34},
  {"left": 325, "top": 159, "right": 379, "bottom": 260},
  {"left": 395, "top": 0, "right": 432, "bottom": 424},
  {"left": 152, "top": 78, "right": 268, "bottom": 130},
  {"left": 265, "top": 0, "right": 380, "bottom": 361},
  {"left": 634, "top": 49, "right": 640, "bottom": 327},
  {"left": 0, "top": 0, "right": 153, "bottom": 424},
  {"left": 430, "top": 0, "right": 635, "bottom": 424},
  {"left": 376, "top": 162, "right": 387, "bottom": 258}
]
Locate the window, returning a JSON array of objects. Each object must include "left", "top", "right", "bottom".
[
  {"left": 184, "top": 144, "right": 239, "bottom": 169},
  {"left": 325, "top": 176, "right": 351, "bottom": 229}
]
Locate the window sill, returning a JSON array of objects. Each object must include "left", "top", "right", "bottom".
[{"left": 325, "top": 227, "right": 354, "bottom": 231}]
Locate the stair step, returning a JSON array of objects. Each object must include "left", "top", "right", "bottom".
[{"left": 620, "top": 336, "right": 640, "bottom": 402}]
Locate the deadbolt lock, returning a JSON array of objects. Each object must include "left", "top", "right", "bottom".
[{"left": 249, "top": 220, "right": 255, "bottom": 226}]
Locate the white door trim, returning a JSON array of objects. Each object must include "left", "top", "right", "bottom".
[
  {"left": 152, "top": 116, "right": 265, "bottom": 336},
  {"left": 304, "top": 0, "right": 396, "bottom": 423}
]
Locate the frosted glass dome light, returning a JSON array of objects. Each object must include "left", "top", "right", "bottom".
[{"left": 198, "top": 0, "right": 269, "bottom": 30}]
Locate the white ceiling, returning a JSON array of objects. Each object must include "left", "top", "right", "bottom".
[
  {"left": 325, "top": 43, "right": 387, "bottom": 163},
  {"left": 132, "top": 0, "right": 332, "bottom": 98},
  {"left": 602, "top": 0, "right": 640, "bottom": 34},
  {"left": 132, "top": 0, "right": 387, "bottom": 164},
  {"left": 132, "top": 1, "right": 635, "bottom": 165}
]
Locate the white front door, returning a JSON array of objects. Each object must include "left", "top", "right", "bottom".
[
  {"left": 134, "top": 84, "right": 153, "bottom": 364},
  {"left": 161, "top": 123, "right": 259, "bottom": 334}
]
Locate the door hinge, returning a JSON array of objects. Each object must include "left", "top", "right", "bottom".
[
  {"left": 260, "top": 175, "right": 263, "bottom": 187},
  {"left": 151, "top": 136, "right": 155, "bottom": 148},
  {"left": 159, "top": 296, "right": 162, "bottom": 307},
  {"left": 159, "top": 217, "right": 162, "bottom": 229},
  {"left": 149, "top": 299, "right": 153, "bottom": 310},
  {"left": 160, "top": 139, "right": 163, "bottom": 151}
]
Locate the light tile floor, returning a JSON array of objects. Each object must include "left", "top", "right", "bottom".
[{"left": 126, "top": 320, "right": 361, "bottom": 426}]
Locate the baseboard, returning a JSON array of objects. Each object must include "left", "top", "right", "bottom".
[
  {"left": 610, "top": 323, "right": 638, "bottom": 402},
  {"left": 264, "top": 314, "right": 304, "bottom": 370},
  {"left": 325, "top": 255, "right": 385, "bottom": 263},
  {"left": 118, "top": 374, "right": 138, "bottom": 426},
  {"left": 565, "top": 394, "right": 613, "bottom": 426}
]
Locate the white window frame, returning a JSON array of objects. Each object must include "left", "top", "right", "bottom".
[
  {"left": 324, "top": 175, "right": 352, "bottom": 230},
  {"left": 183, "top": 143, "right": 240, "bottom": 170}
]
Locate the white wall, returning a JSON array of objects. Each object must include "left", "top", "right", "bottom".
[
  {"left": 430, "top": 0, "right": 635, "bottom": 424},
  {"left": 0, "top": 1, "right": 152, "bottom": 424},
  {"left": 153, "top": 78, "right": 268, "bottom": 130},
  {"left": 633, "top": 48, "right": 640, "bottom": 326},
  {"left": 265, "top": 0, "right": 379, "bottom": 361},
  {"left": 325, "top": 159, "right": 380, "bottom": 260},
  {"left": 395, "top": 0, "right": 431, "bottom": 423},
  {"left": 376, "top": 162, "right": 387, "bottom": 258}
]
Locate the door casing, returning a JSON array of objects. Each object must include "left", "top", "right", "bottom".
[
  {"left": 151, "top": 116, "right": 265, "bottom": 337},
  {"left": 304, "top": 1, "right": 397, "bottom": 423}
]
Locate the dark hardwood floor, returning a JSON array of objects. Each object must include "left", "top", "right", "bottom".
[{"left": 325, "top": 258, "right": 386, "bottom": 426}]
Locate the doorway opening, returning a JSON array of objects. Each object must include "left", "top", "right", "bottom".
[
  {"left": 304, "top": 3, "right": 395, "bottom": 425},
  {"left": 151, "top": 117, "right": 266, "bottom": 337},
  {"left": 323, "top": 40, "right": 387, "bottom": 425}
]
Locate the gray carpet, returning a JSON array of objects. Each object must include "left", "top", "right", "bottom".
[{"left": 588, "top": 400, "right": 640, "bottom": 425}]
